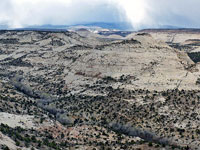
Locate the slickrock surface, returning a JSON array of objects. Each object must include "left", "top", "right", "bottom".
[{"left": 0, "top": 30, "right": 199, "bottom": 150}]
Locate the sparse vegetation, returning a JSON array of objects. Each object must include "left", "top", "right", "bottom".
[{"left": 0, "top": 30, "right": 199, "bottom": 150}]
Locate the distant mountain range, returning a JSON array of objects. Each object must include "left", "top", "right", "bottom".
[
  {"left": 0, "top": 22, "right": 198, "bottom": 31},
  {"left": 0, "top": 22, "right": 133, "bottom": 31},
  {"left": 0, "top": 25, "right": 9, "bottom": 30},
  {"left": 70, "top": 22, "right": 133, "bottom": 30}
]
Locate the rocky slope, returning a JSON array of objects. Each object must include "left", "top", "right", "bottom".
[{"left": 0, "top": 30, "right": 199, "bottom": 150}]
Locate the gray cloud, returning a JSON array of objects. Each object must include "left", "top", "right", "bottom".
[
  {"left": 0, "top": 0, "right": 199, "bottom": 29},
  {"left": 144, "top": 0, "right": 200, "bottom": 28}
]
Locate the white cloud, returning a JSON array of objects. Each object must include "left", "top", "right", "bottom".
[
  {"left": 0, "top": 0, "right": 120, "bottom": 28},
  {"left": 114, "top": 0, "right": 149, "bottom": 29},
  {"left": 0, "top": 0, "right": 200, "bottom": 29}
]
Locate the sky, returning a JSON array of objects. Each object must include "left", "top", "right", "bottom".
[{"left": 0, "top": 0, "right": 200, "bottom": 29}]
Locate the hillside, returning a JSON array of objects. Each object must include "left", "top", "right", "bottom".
[{"left": 0, "top": 30, "right": 199, "bottom": 150}]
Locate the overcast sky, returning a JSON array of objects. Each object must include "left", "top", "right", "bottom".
[{"left": 0, "top": 0, "right": 200, "bottom": 29}]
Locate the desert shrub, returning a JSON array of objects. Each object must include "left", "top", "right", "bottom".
[
  {"left": 0, "top": 38, "right": 19, "bottom": 44},
  {"left": 196, "top": 78, "right": 200, "bottom": 85},
  {"left": 1, "top": 145, "right": 10, "bottom": 150},
  {"left": 188, "top": 52, "right": 200, "bottom": 63},
  {"left": 136, "top": 33, "right": 151, "bottom": 36}
]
